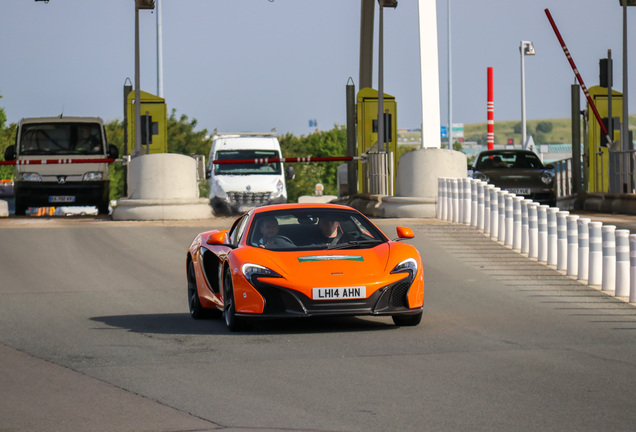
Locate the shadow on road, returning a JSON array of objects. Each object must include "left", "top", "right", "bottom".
[{"left": 90, "top": 313, "right": 399, "bottom": 335}]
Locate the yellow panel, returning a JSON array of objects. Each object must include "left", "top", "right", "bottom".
[
  {"left": 356, "top": 88, "right": 398, "bottom": 194},
  {"left": 126, "top": 90, "right": 168, "bottom": 154},
  {"left": 586, "top": 86, "right": 622, "bottom": 192}
]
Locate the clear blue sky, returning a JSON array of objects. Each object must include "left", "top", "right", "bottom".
[{"left": 0, "top": 1, "right": 633, "bottom": 137}]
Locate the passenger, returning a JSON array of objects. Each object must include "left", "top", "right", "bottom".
[
  {"left": 491, "top": 155, "right": 507, "bottom": 168},
  {"left": 257, "top": 216, "right": 294, "bottom": 248},
  {"left": 312, "top": 216, "right": 351, "bottom": 246}
]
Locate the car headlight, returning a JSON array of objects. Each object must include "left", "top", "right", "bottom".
[
  {"left": 242, "top": 263, "right": 282, "bottom": 284},
  {"left": 83, "top": 171, "right": 104, "bottom": 181},
  {"left": 391, "top": 258, "right": 418, "bottom": 275},
  {"left": 541, "top": 171, "right": 554, "bottom": 185},
  {"left": 18, "top": 172, "right": 42, "bottom": 182},
  {"left": 473, "top": 171, "right": 489, "bottom": 183}
]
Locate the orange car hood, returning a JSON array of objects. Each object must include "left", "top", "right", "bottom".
[{"left": 258, "top": 243, "right": 397, "bottom": 290}]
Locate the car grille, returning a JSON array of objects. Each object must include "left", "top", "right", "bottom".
[
  {"left": 250, "top": 273, "right": 415, "bottom": 317},
  {"left": 228, "top": 192, "right": 270, "bottom": 207}
]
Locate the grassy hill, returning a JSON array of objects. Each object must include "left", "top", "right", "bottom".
[{"left": 462, "top": 115, "right": 636, "bottom": 145}]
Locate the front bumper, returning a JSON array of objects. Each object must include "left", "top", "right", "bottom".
[
  {"left": 237, "top": 274, "right": 418, "bottom": 319},
  {"left": 14, "top": 181, "right": 109, "bottom": 207}
]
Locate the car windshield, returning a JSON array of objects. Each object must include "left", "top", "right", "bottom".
[
  {"left": 19, "top": 122, "right": 104, "bottom": 156},
  {"left": 247, "top": 208, "right": 388, "bottom": 251},
  {"left": 214, "top": 149, "right": 282, "bottom": 175},
  {"left": 475, "top": 152, "right": 544, "bottom": 170}
]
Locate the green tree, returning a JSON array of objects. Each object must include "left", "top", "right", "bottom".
[
  {"left": 167, "top": 109, "right": 212, "bottom": 156},
  {"left": 535, "top": 121, "right": 553, "bottom": 134},
  {"left": 0, "top": 95, "right": 16, "bottom": 180},
  {"left": 279, "top": 125, "right": 347, "bottom": 203}
]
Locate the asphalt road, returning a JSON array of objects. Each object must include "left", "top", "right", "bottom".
[{"left": 2, "top": 215, "right": 636, "bottom": 431}]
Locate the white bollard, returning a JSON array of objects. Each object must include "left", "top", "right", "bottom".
[
  {"left": 483, "top": 185, "right": 491, "bottom": 235},
  {"left": 470, "top": 179, "right": 478, "bottom": 227},
  {"left": 504, "top": 194, "right": 514, "bottom": 247},
  {"left": 537, "top": 205, "right": 549, "bottom": 263},
  {"left": 490, "top": 187, "right": 500, "bottom": 240},
  {"left": 602, "top": 225, "right": 616, "bottom": 292},
  {"left": 521, "top": 199, "right": 532, "bottom": 255},
  {"left": 588, "top": 221, "right": 603, "bottom": 286},
  {"left": 615, "top": 229, "right": 630, "bottom": 297},
  {"left": 437, "top": 177, "right": 446, "bottom": 220},
  {"left": 451, "top": 178, "right": 459, "bottom": 223},
  {"left": 578, "top": 218, "right": 591, "bottom": 283},
  {"left": 547, "top": 207, "right": 559, "bottom": 267},
  {"left": 528, "top": 203, "right": 539, "bottom": 260},
  {"left": 498, "top": 191, "right": 507, "bottom": 243},
  {"left": 477, "top": 181, "right": 485, "bottom": 231},
  {"left": 464, "top": 178, "right": 472, "bottom": 225},
  {"left": 455, "top": 178, "right": 463, "bottom": 223},
  {"left": 566, "top": 214, "right": 579, "bottom": 277},
  {"left": 512, "top": 196, "right": 522, "bottom": 251},
  {"left": 556, "top": 211, "right": 569, "bottom": 272},
  {"left": 630, "top": 234, "right": 636, "bottom": 303},
  {"left": 461, "top": 178, "right": 469, "bottom": 224},
  {"left": 445, "top": 178, "right": 453, "bottom": 221}
]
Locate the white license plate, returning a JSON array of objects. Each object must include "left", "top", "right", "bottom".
[
  {"left": 312, "top": 286, "right": 366, "bottom": 300},
  {"left": 49, "top": 196, "right": 76, "bottom": 203},
  {"left": 506, "top": 188, "right": 531, "bottom": 195}
]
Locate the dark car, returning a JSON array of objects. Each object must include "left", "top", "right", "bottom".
[{"left": 471, "top": 149, "right": 556, "bottom": 206}]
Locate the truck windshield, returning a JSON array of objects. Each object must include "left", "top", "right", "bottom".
[
  {"left": 19, "top": 123, "right": 104, "bottom": 156},
  {"left": 214, "top": 149, "right": 282, "bottom": 175}
]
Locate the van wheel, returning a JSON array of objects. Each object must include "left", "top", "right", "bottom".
[{"left": 14, "top": 199, "right": 27, "bottom": 216}]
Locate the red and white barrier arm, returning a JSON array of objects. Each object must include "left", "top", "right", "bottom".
[
  {"left": 212, "top": 155, "right": 364, "bottom": 165},
  {"left": 545, "top": 8, "right": 613, "bottom": 147},
  {"left": 0, "top": 158, "right": 115, "bottom": 166}
]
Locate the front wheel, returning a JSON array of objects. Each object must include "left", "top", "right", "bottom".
[
  {"left": 223, "top": 268, "right": 248, "bottom": 331},
  {"left": 392, "top": 310, "right": 423, "bottom": 327}
]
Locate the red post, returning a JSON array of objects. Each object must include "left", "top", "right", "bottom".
[{"left": 487, "top": 67, "right": 494, "bottom": 150}]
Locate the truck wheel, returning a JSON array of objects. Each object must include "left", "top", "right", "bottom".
[{"left": 97, "top": 200, "right": 110, "bottom": 215}]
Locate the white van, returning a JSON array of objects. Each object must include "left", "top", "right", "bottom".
[
  {"left": 206, "top": 131, "right": 292, "bottom": 214},
  {"left": 3, "top": 117, "right": 119, "bottom": 215}
]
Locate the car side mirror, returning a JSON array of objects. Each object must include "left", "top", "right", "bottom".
[
  {"left": 107, "top": 144, "right": 119, "bottom": 160},
  {"left": 206, "top": 230, "right": 227, "bottom": 245},
  {"left": 395, "top": 226, "right": 414, "bottom": 240},
  {"left": 4, "top": 145, "right": 15, "bottom": 161}
]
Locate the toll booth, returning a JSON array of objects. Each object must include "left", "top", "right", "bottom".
[
  {"left": 586, "top": 85, "right": 622, "bottom": 192},
  {"left": 356, "top": 88, "right": 397, "bottom": 194},
  {"left": 126, "top": 90, "right": 168, "bottom": 154}
]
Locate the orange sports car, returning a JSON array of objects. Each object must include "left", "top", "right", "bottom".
[{"left": 186, "top": 203, "right": 424, "bottom": 331}]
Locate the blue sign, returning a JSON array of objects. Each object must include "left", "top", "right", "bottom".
[{"left": 440, "top": 126, "right": 447, "bottom": 138}]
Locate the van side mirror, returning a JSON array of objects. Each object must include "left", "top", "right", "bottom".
[
  {"left": 285, "top": 165, "right": 295, "bottom": 181},
  {"left": 4, "top": 145, "right": 15, "bottom": 161},
  {"left": 107, "top": 144, "right": 119, "bottom": 160}
]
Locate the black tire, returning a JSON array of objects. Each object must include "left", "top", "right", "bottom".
[
  {"left": 392, "top": 310, "right": 423, "bottom": 327},
  {"left": 97, "top": 199, "right": 110, "bottom": 215},
  {"left": 187, "top": 261, "right": 206, "bottom": 319},
  {"left": 223, "top": 267, "right": 248, "bottom": 331},
  {"left": 14, "top": 198, "right": 27, "bottom": 216}
]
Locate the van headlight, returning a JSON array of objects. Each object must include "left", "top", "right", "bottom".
[
  {"left": 211, "top": 179, "right": 228, "bottom": 200},
  {"left": 473, "top": 171, "right": 489, "bottom": 183},
  {"left": 270, "top": 179, "right": 285, "bottom": 199},
  {"left": 18, "top": 172, "right": 42, "bottom": 182},
  {"left": 83, "top": 172, "right": 104, "bottom": 181}
]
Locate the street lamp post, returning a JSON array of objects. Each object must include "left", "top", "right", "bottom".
[
  {"left": 620, "top": 0, "right": 636, "bottom": 153},
  {"left": 520, "top": 40, "right": 535, "bottom": 149},
  {"left": 134, "top": 0, "right": 155, "bottom": 157}
]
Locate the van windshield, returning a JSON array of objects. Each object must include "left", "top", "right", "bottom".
[
  {"left": 214, "top": 149, "right": 282, "bottom": 175},
  {"left": 19, "top": 123, "right": 104, "bottom": 156}
]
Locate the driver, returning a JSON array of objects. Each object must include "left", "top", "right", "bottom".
[{"left": 257, "top": 217, "right": 295, "bottom": 248}]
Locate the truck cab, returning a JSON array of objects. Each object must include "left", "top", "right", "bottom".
[
  {"left": 3, "top": 116, "right": 118, "bottom": 215},
  {"left": 207, "top": 131, "right": 289, "bottom": 215}
]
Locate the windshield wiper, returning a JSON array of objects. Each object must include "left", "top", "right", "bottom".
[{"left": 327, "top": 239, "right": 384, "bottom": 250}]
